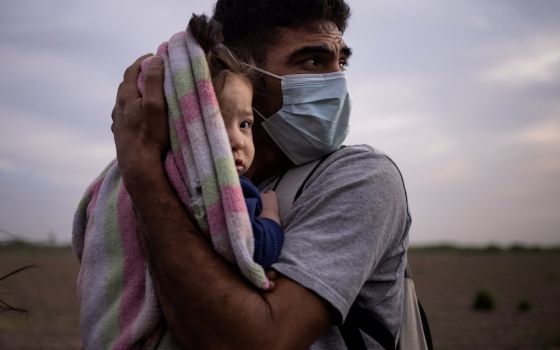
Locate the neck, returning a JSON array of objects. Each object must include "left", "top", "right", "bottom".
[
  {"left": 246, "top": 126, "right": 293, "bottom": 184},
  {"left": 249, "top": 152, "right": 292, "bottom": 184}
]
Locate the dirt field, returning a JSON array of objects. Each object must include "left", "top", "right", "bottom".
[
  {"left": 1, "top": 245, "right": 559, "bottom": 349},
  {"left": 409, "top": 250, "right": 560, "bottom": 350},
  {"left": 0, "top": 246, "right": 81, "bottom": 350}
]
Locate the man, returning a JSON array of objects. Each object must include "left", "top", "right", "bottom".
[{"left": 111, "top": 0, "right": 410, "bottom": 348}]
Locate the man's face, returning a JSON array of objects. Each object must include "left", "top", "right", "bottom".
[
  {"left": 254, "top": 20, "right": 352, "bottom": 117},
  {"left": 247, "top": 20, "right": 351, "bottom": 177}
]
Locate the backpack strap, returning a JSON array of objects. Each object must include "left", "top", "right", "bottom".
[
  {"left": 418, "top": 301, "right": 433, "bottom": 350},
  {"left": 273, "top": 147, "right": 351, "bottom": 216},
  {"left": 341, "top": 304, "right": 396, "bottom": 350},
  {"left": 273, "top": 158, "right": 323, "bottom": 219}
]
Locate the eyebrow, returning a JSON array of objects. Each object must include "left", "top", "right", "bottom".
[
  {"left": 341, "top": 46, "right": 353, "bottom": 60},
  {"left": 286, "top": 44, "right": 353, "bottom": 64}
]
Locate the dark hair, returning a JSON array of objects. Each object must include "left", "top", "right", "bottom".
[
  {"left": 188, "top": 14, "right": 255, "bottom": 94},
  {"left": 212, "top": 0, "right": 351, "bottom": 65}
]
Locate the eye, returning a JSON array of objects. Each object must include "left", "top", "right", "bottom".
[
  {"left": 306, "top": 58, "right": 319, "bottom": 66},
  {"left": 339, "top": 58, "right": 349, "bottom": 71},
  {"left": 240, "top": 120, "right": 253, "bottom": 129},
  {"left": 300, "top": 57, "right": 322, "bottom": 70}
]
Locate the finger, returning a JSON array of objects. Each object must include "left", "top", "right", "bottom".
[
  {"left": 142, "top": 56, "right": 166, "bottom": 114},
  {"left": 115, "top": 81, "right": 124, "bottom": 105},
  {"left": 111, "top": 82, "right": 124, "bottom": 126},
  {"left": 266, "top": 280, "right": 276, "bottom": 291},
  {"left": 121, "top": 53, "right": 153, "bottom": 102},
  {"left": 123, "top": 53, "right": 152, "bottom": 83},
  {"left": 266, "top": 269, "right": 279, "bottom": 280}
]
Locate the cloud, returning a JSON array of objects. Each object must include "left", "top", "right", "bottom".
[
  {"left": 512, "top": 118, "right": 560, "bottom": 145},
  {"left": 0, "top": 158, "right": 17, "bottom": 172},
  {"left": 0, "top": 105, "right": 114, "bottom": 188},
  {"left": 479, "top": 37, "right": 560, "bottom": 85},
  {"left": 1, "top": 0, "right": 560, "bottom": 245},
  {"left": 2, "top": 50, "right": 115, "bottom": 122}
]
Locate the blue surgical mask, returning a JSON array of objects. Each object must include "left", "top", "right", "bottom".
[{"left": 252, "top": 69, "right": 351, "bottom": 165}]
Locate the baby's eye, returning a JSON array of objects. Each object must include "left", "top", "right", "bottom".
[{"left": 240, "top": 120, "right": 253, "bottom": 129}]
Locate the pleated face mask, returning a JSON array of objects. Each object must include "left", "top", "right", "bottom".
[{"left": 252, "top": 69, "right": 351, "bottom": 165}]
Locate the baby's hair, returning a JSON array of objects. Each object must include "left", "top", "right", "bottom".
[{"left": 188, "top": 14, "right": 255, "bottom": 95}]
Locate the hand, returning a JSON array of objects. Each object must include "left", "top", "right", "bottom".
[
  {"left": 111, "top": 54, "right": 169, "bottom": 182},
  {"left": 259, "top": 190, "right": 281, "bottom": 225},
  {"left": 265, "top": 269, "right": 279, "bottom": 291}
]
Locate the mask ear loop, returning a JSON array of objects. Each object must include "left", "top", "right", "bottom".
[
  {"left": 252, "top": 107, "right": 267, "bottom": 122},
  {"left": 217, "top": 43, "right": 283, "bottom": 80},
  {"left": 243, "top": 65, "right": 283, "bottom": 80}
]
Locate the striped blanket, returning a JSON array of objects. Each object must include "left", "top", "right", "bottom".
[{"left": 72, "top": 28, "right": 270, "bottom": 349}]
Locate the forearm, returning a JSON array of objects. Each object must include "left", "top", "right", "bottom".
[{"left": 126, "top": 159, "right": 278, "bottom": 348}]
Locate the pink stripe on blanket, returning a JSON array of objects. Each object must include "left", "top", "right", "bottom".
[
  {"left": 220, "top": 185, "right": 249, "bottom": 213},
  {"left": 115, "top": 185, "right": 145, "bottom": 349},
  {"left": 75, "top": 172, "right": 108, "bottom": 293},
  {"left": 157, "top": 42, "right": 169, "bottom": 56},
  {"left": 173, "top": 118, "right": 190, "bottom": 150},
  {"left": 180, "top": 92, "right": 203, "bottom": 124},
  {"left": 196, "top": 80, "right": 218, "bottom": 106},
  {"left": 206, "top": 201, "right": 227, "bottom": 237},
  {"left": 170, "top": 119, "right": 189, "bottom": 178}
]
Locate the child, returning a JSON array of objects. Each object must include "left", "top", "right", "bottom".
[{"left": 190, "top": 15, "right": 283, "bottom": 269}]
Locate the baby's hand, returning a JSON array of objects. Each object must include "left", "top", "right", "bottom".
[
  {"left": 260, "top": 190, "right": 281, "bottom": 225},
  {"left": 265, "top": 269, "right": 279, "bottom": 292}
]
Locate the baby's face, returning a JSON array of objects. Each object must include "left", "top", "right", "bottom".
[{"left": 217, "top": 73, "right": 255, "bottom": 176}]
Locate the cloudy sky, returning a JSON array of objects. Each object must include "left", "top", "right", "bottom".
[{"left": 1, "top": 0, "right": 559, "bottom": 245}]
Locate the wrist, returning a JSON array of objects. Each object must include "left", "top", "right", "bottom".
[
  {"left": 118, "top": 150, "right": 166, "bottom": 198},
  {"left": 259, "top": 209, "right": 281, "bottom": 225}
]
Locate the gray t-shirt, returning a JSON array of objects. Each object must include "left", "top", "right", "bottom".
[{"left": 263, "top": 145, "right": 410, "bottom": 349}]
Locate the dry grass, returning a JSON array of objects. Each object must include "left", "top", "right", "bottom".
[
  {"left": 1, "top": 244, "right": 559, "bottom": 349},
  {"left": 0, "top": 246, "right": 81, "bottom": 350},
  {"left": 410, "top": 251, "right": 560, "bottom": 350}
]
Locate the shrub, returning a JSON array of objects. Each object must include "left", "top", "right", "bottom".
[
  {"left": 472, "top": 289, "right": 495, "bottom": 311},
  {"left": 517, "top": 300, "right": 531, "bottom": 313}
]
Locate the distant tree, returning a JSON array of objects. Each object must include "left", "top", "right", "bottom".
[
  {"left": 517, "top": 300, "right": 531, "bottom": 313},
  {"left": 472, "top": 289, "right": 495, "bottom": 311},
  {"left": 47, "top": 230, "right": 57, "bottom": 246}
]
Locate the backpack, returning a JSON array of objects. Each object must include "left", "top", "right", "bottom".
[{"left": 271, "top": 155, "right": 433, "bottom": 350}]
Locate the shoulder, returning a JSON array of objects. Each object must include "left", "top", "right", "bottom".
[
  {"left": 330, "top": 144, "right": 401, "bottom": 172},
  {"left": 308, "top": 145, "right": 407, "bottom": 204},
  {"left": 274, "top": 145, "right": 410, "bottom": 323}
]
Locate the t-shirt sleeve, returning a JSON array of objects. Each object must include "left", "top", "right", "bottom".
[{"left": 271, "top": 145, "right": 409, "bottom": 322}]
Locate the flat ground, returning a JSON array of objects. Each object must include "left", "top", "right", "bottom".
[
  {"left": 409, "top": 250, "right": 560, "bottom": 350},
  {"left": 0, "top": 246, "right": 81, "bottom": 350},
  {"left": 1, "top": 245, "right": 559, "bottom": 349}
]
